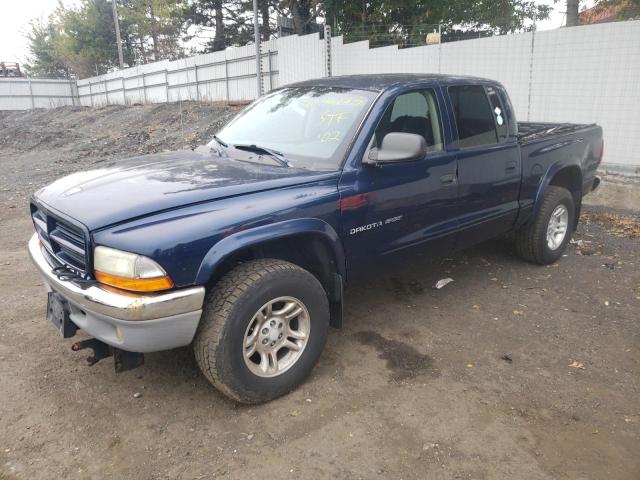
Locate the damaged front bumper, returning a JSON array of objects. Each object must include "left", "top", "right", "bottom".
[{"left": 28, "top": 233, "right": 205, "bottom": 353}]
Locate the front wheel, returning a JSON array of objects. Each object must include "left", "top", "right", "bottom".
[
  {"left": 193, "top": 259, "right": 329, "bottom": 403},
  {"left": 515, "top": 186, "right": 575, "bottom": 265}
]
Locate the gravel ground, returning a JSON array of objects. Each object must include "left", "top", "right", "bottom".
[{"left": 1, "top": 104, "right": 639, "bottom": 480}]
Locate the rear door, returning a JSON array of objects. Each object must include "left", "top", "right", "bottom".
[{"left": 446, "top": 84, "right": 521, "bottom": 248}]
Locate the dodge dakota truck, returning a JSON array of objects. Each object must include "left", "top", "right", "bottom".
[{"left": 28, "top": 74, "right": 603, "bottom": 403}]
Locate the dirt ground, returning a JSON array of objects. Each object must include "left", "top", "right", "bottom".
[{"left": 1, "top": 104, "right": 639, "bottom": 480}]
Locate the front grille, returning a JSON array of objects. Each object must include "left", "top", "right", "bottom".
[{"left": 31, "top": 203, "right": 89, "bottom": 276}]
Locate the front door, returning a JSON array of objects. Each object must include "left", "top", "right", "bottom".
[{"left": 339, "top": 87, "right": 459, "bottom": 274}]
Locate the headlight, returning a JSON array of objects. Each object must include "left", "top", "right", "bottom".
[{"left": 93, "top": 246, "right": 173, "bottom": 292}]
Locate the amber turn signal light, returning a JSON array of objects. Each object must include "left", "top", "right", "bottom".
[{"left": 95, "top": 271, "right": 174, "bottom": 293}]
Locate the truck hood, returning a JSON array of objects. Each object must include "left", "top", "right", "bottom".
[{"left": 34, "top": 149, "right": 338, "bottom": 230}]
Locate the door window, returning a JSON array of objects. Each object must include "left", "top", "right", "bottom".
[
  {"left": 374, "top": 89, "right": 444, "bottom": 153},
  {"left": 448, "top": 85, "right": 499, "bottom": 148}
]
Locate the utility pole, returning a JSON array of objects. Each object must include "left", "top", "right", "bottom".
[
  {"left": 111, "top": 0, "right": 124, "bottom": 69},
  {"left": 252, "top": 0, "right": 262, "bottom": 96}
]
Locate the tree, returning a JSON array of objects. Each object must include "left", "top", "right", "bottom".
[
  {"left": 187, "top": 0, "right": 230, "bottom": 52},
  {"left": 566, "top": 0, "right": 580, "bottom": 26},
  {"left": 24, "top": 19, "right": 69, "bottom": 78},
  {"left": 120, "top": 0, "right": 188, "bottom": 62},
  {"left": 25, "top": 0, "right": 188, "bottom": 77},
  {"left": 53, "top": 0, "right": 136, "bottom": 76},
  {"left": 259, "top": 0, "right": 276, "bottom": 40},
  {"left": 324, "top": 0, "right": 551, "bottom": 47},
  {"left": 185, "top": 0, "right": 232, "bottom": 51},
  {"left": 185, "top": 0, "right": 271, "bottom": 52},
  {"left": 283, "top": 0, "right": 320, "bottom": 34}
]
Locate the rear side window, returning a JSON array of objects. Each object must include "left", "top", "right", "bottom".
[
  {"left": 486, "top": 86, "right": 508, "bottom": 140},
  {"left": 448, "top": 85, "right": 498, "bottom": 148}
]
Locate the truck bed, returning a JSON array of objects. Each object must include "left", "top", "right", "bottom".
[
  {"left": 516, "top": 121, "right": 603, "bottom": 224},
  {"left": 517, "top": 121, "right": 595, "bottom": 144}
]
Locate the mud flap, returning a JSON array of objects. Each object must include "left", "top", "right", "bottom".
[{"left": 329, "top": 273, "right": 344, "bottom": 328}]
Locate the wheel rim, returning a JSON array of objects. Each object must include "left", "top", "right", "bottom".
[
  {"left": 243, "top": 296, "right": 310, "bottom": 378},
  {"left": 546, "top": 204, "right": 569, "bottom": 250}
]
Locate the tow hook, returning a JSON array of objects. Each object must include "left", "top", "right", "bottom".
[{"left": 71, "top": 338, "right": 144, "bottom": 373}]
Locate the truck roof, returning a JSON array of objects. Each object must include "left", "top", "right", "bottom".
[{"left": 288, "top": 73, "right": 496, "bottom": 91}]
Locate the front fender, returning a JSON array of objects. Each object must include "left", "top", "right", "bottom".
[{"left": 194, "top": 218, "right": 345, "bottom": 285}]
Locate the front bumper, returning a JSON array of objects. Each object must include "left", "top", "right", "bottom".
[{"left": 28, "top": 234, "right": 205, "bottom": 352}]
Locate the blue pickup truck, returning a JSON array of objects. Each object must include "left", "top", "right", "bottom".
[{"left": 29, "top": 74, "right": 603, "bottom": 403}]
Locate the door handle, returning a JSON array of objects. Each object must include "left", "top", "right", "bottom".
[
  {"left": 440, "top": 173, "right": 457, "bottom": 185},
  {"left": 505, "top": 161, "right": 517, "bottom": 172}
]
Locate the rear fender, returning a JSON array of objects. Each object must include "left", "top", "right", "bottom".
[{"left": 533, "top": 162, "right": 582, "bottom": 217}]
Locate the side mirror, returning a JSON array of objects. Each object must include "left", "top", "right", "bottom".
[{"left": 364, "top": 132, "right": 427, "bottom": 164}]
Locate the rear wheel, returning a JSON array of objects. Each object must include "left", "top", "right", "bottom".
[
  {"left": 515, "top": 186, "right": 575, "bottom": 265},
  {"left": 193, "top": 259, "right": 329, "bottom": 403}
]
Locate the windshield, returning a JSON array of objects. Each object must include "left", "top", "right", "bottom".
[{"left": 213, "top": 86, "right": 378, "bottom": 170}]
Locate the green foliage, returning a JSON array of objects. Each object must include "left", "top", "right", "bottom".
[
  {"left": 121, "top": 0, "right": 189, "bottom": 61},
  {"left": 184, "top": 0, "right": 277, "bottom": 52},
  {"left": 24, "top": 19, "right": 69, "bottom": 78},
  {"left": 325, "top": 0, "right": 551, "bottom": 47},
  {"left": 54, "top": 0, "right": 129, "bottom": 77},
  {"left": 24, "top": 0, "right": 187, "bottom": 78},
  {"left": 184, "top": 0, "right": 231, "bottom": 52}
]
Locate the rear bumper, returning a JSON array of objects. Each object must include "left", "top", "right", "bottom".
[{"left": 28, "top": 234, "right": 205, "bottom": 352}]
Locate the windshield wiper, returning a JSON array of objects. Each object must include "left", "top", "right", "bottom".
[
  {"left": 204, "top": 135, "right": 229, "bottom": 157},
  {"left": 233, "top": 144, "right": 292, "bottom": 167},
  {"left": 212, "top": 135, "right": 228, "bottom": 147}
]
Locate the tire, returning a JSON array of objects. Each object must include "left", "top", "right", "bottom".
[
  {"left": 515, "top": 186, "right": 575, "bottom": 265},
  {"left": 193, "top": 259, "right": 329, "bottom": 404}
]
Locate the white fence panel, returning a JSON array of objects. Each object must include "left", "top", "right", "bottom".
[
  {"left": 395, "top": 44, "right": 440, "bottom": 73},
  {"left": 529, "top": 22, "right": 640, "bottom": 173},
  {"left": 277, "top": 33, "right": 326, "bottom": 85},
  {"left": 440, "top": 33, "right": 534, "bottom": 118},
  {"left": 3, "top": 22, "right": 639, "bottom": 171},
  {"left": 123, "top": 72, "right": 145, "bottom": 105},
  {"left": 0, "top": 78, "right": 77, "bottom": 110},
  {"left": 329, "top": 22, "right": 639, "bottom": 171},
  {"left": 331, "top": 39, "right": 372, "bottom": 75},
  {"left": 75, "top": 39, "right": 279, "bottom": 106}
]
